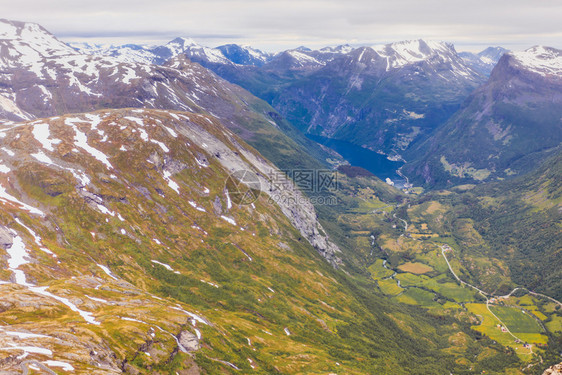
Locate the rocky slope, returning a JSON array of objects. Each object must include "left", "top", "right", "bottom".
[
  {"left": 0, "top": 108, "right": 497, "bottom": 374},
  {"left": 0, "top": 108, "right": 346, "bottom": 373},
  {"left": 403, "top": 46, "right": 562, "bottom": 187}
]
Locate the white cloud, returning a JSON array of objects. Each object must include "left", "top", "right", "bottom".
[{"left": 2, "top": 0, "right": 561, "bottom": 52}]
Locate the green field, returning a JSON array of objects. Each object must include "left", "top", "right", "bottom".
[
  {"left": 395, "top": 273, "right": 476, "bottom": 303},
  {"left": 395, "top": 288, "right": 440, "bottom": 308},
  {"left": 378, "top": 278, "right": 404, "bottom": 296},
  {"left": 398, "top": 261, "right": 434, "bottom": 274},
  {"left": 368, "top": 259, "right": 394, "bottom": 280},
  {"left": 395, "top": 272, "right": 425, "bottom": 287},
  {"left": 546, "top": 315, "right": 562, "bottom": 334},
  {"left": 490, "top": 306, "right": 544, "bottom": 335},
  {"left": 465, "top": 303, "right": 533, "bottom": 357}
]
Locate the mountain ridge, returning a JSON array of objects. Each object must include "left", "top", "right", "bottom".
[
  {"left": 0, "top": 18, "right": 338, "bottom": 176},
  {"left": 403, "top": 45, "right": 562, "bottom": 187}
]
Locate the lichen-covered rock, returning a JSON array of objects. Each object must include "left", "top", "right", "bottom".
[
  {"left": 178, "top": 331, "right": 200, "bottom": 352},
  {"left": 543, "top": 362, "right": 562, "bottom": 375}
]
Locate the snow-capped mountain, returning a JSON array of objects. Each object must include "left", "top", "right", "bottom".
[
  {"left": 509, "top": 45, "right": 562, "bottom": 77},
  {"left": 370, "top": 39, "right": 463, "bottom": 70},
  {"left": 68, "top": 42, "right": 161, "bottom": 64},
  {"left": 266, "top": 39, "right": 485, "bottom": 156},
  {"left": 216, "top": 44, "right": 272, "bottom": 66},
  {"left": 403, "top": 45, "right": 562, "bottom": 186},
  {"left": 151, "top": 37, "right": 199, "bottom": 61},
  {"left": 70, "top": 37, "right": 229, "bottom": 65},
  {"left": 319, "top": 44, "right": 354, "bottom": 54},
  {"left": 0, "top": 18, "right": 337, "bottom": 202},
  {"left": 0, "top": 18, "right": 78, "bottom": 60},
  {"left": 174, "top": 38, "right": 485, "bottom": 159},
  {"left": 72, "top": 38, "right": 272, "bottom": 67},
  {"left": 264, "top": 49, "right": 326, "bottom": 70},
  {"left": 316, "top": 39, "right": 484, "bottom": 86},
  {"left": 459, "top": 46, "right": 508, "bottom": 75},
  {"left": 173, "top": 39, "right": 233, "bottom": 65}
]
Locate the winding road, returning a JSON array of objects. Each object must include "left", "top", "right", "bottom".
[
  {"left": 439, "top": 245, "right": 562, "bottom": 347},
  {"left": 439, "top": 246, "right": 524, "bottom": 342}
]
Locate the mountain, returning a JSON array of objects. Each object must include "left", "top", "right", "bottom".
[
  {"left": 74, "top": 37, "right": 485, "bottom": 163},
  {"left": 72, "top": 39, "right": 272, "bottom": 67},
  {"left": 70, "top": 37, "right": 231, "bottom": 66},
  {"left": 459, "top": 46, "right": 508, "bottom": 76},
  {"left": 69, "top": 42, "right": 161, "bottom": 65},
  {"left": 2, "top": 18, "right": 560, "bottom": 373},
  {"left": 0, "top": 18, "right": 336, "bottom": 173},
  {"left": 216, "top": 44, "right": 272, "bottom": 66},
  {"left": 183, "top": 39, "right": 485, "bottom": 161},
  {"left": 0, "top": 107, "right": 345, "bottom": 373},
  {"left": 169, "top": 38, "right": 233, "bottom": 66},
  {"left": 270, "top": 40, "right": 485, "bottom": 156},
  {"left": 0, "top": 108, "right": 519, "bottom": 374},
  {"left": 403, "top": 46, "right": 562, "bottom": 187}
]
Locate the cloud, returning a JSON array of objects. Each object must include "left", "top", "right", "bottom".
[{"left": 3, "top": 0, "right": 561, "bottom": 51}]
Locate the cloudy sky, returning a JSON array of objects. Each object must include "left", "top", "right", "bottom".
[{"left": 3, "top": 0, "right": 561, "bottom": 52}]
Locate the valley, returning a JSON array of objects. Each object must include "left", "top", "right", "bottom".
[
  {"left": 319, "top": 164, "right": 561, "bottom": 371},
  {"left": 0, "top": 16, "right": 560, "bottom": 375}
]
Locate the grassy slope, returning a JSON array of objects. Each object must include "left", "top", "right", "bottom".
[{"left": 0, "top": 109, "right": 506, "bottom": 374}]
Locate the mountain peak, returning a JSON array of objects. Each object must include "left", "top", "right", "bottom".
[
  {"left": 368, "top": 39, "right": 459, "bottom": 70},
  {"left": 216, "top": 44, "right": 271, "bottom": 66},
  {"left": 509, "top": 45, "right": 562, "bottom": 77},
  {"left": 167, "top": 37, "right": 199, "bottom": 48},
  {"left": 0, "top": 18, "right": 45, "bottom": 39},
  {"left": 319, "top": 44, "right": 354, "bottom": 54},
  {"left": 0, "top": 18, "right": 77, "bottom": 61}
]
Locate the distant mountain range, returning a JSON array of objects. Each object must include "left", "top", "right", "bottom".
[
  {"left": 459, "top": 46, "right": 509, "bottom": 75},
  {"left": 13, "top": 22, "right": 560, "bottom": 189},
  {"left": 65, "top": 36, "right": 518, "bottom": 187},
  {"left": 0, "top": 19, "right": 337, "bottom": 176},
  {"left": 74, "top": 38, "right": 498, "bottom": 162},
  {"left": 69, "top": 38, "right": 273, "bottom": 67}
]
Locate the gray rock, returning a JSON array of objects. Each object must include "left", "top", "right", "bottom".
[
  {"left": 0, "top": 226, "right": 14, "bottom": 250},
  {"left": 177, "top": 331, "right": 199, "bottom": 352}
]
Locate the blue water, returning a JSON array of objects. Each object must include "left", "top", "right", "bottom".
[{"left": 308, "top": 135, "right": 405, "bottom": 186}]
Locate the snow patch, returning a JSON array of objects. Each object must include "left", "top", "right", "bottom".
[
  {"left": 96, "top": 264, "right": 118, "bottom": 280},
  {"left": 220, "top": 215, "right": 236, "bottom": 226}
]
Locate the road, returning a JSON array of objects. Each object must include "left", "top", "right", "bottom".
[
  {"left": 392, "top": 213, "right": 408, "bottom": 232},
  {"left": 391, "top": 208, "right": 562, "bottom": 346},
  {"left": 439, "top": 246, "right": 524, "bottom": 343}
]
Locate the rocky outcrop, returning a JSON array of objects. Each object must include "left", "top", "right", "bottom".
[
  {"left": 173, "top": 116, "right": 343, "bottom": 267},
  {"left": 178, "top": 331, "right": 200, "bottom": 352},
  {"left": 0, "top": 226, "right": 13, "bottom": 250},
  {"left": 543, "top": 362, "right": 562, "bottom": 375}
]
